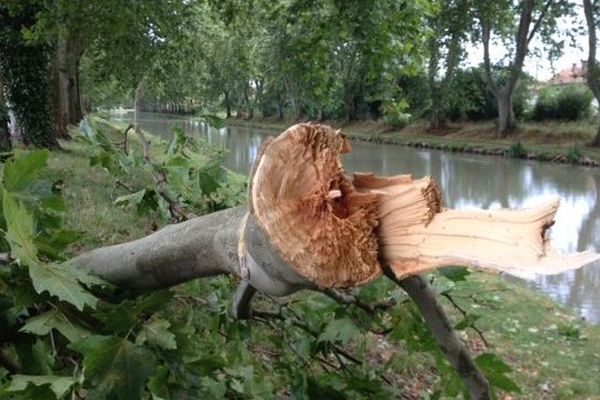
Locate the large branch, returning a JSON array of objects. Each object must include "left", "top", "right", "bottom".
[
  {"left": 72, "top": 123, "right": 599, "bottom": 399},
  {"left": 73, "top": 207, "right": 245, "bottom": 289}
]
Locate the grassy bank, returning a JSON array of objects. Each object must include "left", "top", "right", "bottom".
[
  {"left": 226, "top": 118, "right": 600, "bottom": 167},
  {"left": 49, "top": 120, "right": 600, "bottom": 399}
]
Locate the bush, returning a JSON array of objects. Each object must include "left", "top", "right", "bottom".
[
  {"left": 532, "top": 85, "right": 593, "bottom": 121},
  {"left": 383, "top": 100, "right": 412, "bottom": 129},
  {"left": 566, "top": 146, "right": 583, "bottom": 164},
  {"left": 507, "top": 142, "right": 528, "bottom": 158},
  {"left": 445, "top": 66, "right": 531, "bottom": 122}
]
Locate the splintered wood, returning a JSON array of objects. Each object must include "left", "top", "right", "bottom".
[
  {"left": 250, "top": 123, "right": 382, "bottom": 287},
  {"left": 353, "top": 173, "right": 600, "bottom": 280},
  {"left": 250, "top": 123, "right": 600, "bottom": 287}
]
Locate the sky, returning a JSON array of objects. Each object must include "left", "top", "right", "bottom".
[{"left": 463, "top": 2, "right": 589, "bottom": 81}]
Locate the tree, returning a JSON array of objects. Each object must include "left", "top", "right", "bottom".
[
  {"left": 426, "top": 0, "right": 472, "bottom": 130},
  {"left": 584, "top": 0, "right": 600, "bottom": 146},
  {"left": 476, "top": 0, "right": 570, "bottom": 136},
  {"left": 0, "top": 2, "right": 58, "bottom": 148}
]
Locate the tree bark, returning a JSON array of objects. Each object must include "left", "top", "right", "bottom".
[
  {"left": 384, "top": 271, "right": 492, "bottom": 400},
  {"left": 497, "top": 88, "right": 515, "bottom": 136},
  {"left": 133, "top": 81, "right": 151, "bottom": 160},
  {"left": 224, "top": 92, "right": 232, "bottom": 118},
  {"left": 55, "top": 31, "right": 70, "bottom": 138},
  {"left": 0, "top": 53, "right": 10, "bottom": 150},
  {"left": 584, "top": 0, "right": 600, "bottom": 146},
  {"left": 72, "top": 206, "right": 492, "bottom": 398},
  {"left": 479, "top": 0, "right": 545, "bottom": 137}
]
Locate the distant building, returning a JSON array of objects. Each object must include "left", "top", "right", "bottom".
[{"left": 549, "top": 60, "right": 588, "bottom": 85}]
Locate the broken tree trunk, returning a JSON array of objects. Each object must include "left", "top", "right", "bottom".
[{"left": 73, "top": 123, "right": 599, "bottom": 399}]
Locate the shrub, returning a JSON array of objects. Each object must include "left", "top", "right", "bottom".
[
  {"left": 383, "top": 100, "right": 412, "bottom": 130},
  {"left": 507, "top": 142, "right": 528, "bottom": 158},
  {"left": 532, "top": 85, "right": 593, "bottom": 121},
  {"left": 445, "top": 66, "right": 531, "bottom": 122},
  {"left": 556, "top": 85, "right": 593, "bottom": 120},
  {"left": 566, "top": 146, "right": 583, "bottom": 164}
]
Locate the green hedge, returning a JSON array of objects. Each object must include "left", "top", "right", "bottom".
[{"left": 532, "top": 85, "right": 593, "bottom": 121}]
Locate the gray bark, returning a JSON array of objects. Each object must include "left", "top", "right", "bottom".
[
  {"left": 497, "top": 88, "right": 515, "bottom": 135},
  {"left": 133, "top": 81, "right": 151, "bottom": 159},
  {"left": 72, "top": 206, "right": 491, "bottom": 398},
  {"left": 385, "top": 271, "right": 492, "bottom": 400},
  {"left": 72, "top": 207, "right": 313, "bottom": 296},
  {"left": 480, "top": 0, "right": 554, "bottom": 137}
]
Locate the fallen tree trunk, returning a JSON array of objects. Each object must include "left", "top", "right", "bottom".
[{"left": 73, "top": 123, "right": 599, "bottom": 399}]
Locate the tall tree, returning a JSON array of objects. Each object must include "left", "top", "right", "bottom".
[
  {"left": 0, "top": 2, "right": 58, "bottom": 148},
  {"left": 584, "top": 0, "right": 600, "bottom": 146},
  {"left": 476, "top": 0, "right": 569, "bottom": 136},
  {"left": 426, "top": 0, "right": 472, "bottom": 130}
]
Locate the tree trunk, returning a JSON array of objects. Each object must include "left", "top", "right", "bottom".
[
  {"left": 592, "top": 122, "right": 600, "bottom": 147},
  {"left": 0, "top": 5, "right": 57, "bottom": 148},
  {"left": 0, "top": 57, "right": 10, "bottom": 150},
  {"left": 497, "top": 89, "right": 515, "bottom": 137},
  {"left": 277, "top": 95, "right": 284, "bottom": 120},
  {"left": 478, "top": 0, "right": 540, "bottom": 137},
  {"left": 55, "top": 31, "right": 70, "bottom": 138},
  {"left": 133, "top": 81, "right": 150, "bottom": 159},
  {"left": 583, "top": 0, "right": 600, "bottom": 146},
  {"left": 224, "top": 92, "right": 232, "bottom": 119}
]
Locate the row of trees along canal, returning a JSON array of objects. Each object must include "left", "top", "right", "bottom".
[{"left": 1, "top": 1, "right": 600, "bottom": 148}]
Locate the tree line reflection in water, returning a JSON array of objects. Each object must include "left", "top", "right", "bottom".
[{"left": 119, "top": 112, "right": 600, "bottom": 323}]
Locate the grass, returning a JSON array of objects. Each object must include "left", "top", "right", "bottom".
[
  {"left": 44, "top": 119, "right": 600, "bottom": 399},
  {"left": 226, "top": 117, "right": 600, "bottom": 166},
  {"left": 443, "top": 273, "right": 600, "bottom": 399}
]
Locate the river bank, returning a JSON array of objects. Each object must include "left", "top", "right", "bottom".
[{"left": 226, "top": 118, "right": 600, "bottom": 167}]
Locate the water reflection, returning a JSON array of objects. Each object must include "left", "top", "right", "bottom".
[{"left": 112, "top": 112, "right": 600, "bottom": 323}]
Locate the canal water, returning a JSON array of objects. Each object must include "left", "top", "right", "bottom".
[{"left": 111, "top": 111, "right": 600, "bottom": 323}]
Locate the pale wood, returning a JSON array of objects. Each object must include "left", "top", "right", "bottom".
[
  {"left": 354, "top": 173, "right": 600, "bottom": 280},
  {"left": 249, "top": 123, "right": 382, "bottom": 287}
]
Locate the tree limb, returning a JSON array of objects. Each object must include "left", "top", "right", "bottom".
[{"left": 383, "top": 268, "right": 492, "bottom": 400}]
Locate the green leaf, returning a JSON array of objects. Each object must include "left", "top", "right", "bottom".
[
  {"left": 2, "top": 191, "right": 37, "bottom": 264},
  {"left": 70, "top": 335, "right": 157, "bottom": 400},
  {"left": 475, "top": 353, "right": 521, "bottom": 393},
  {"left": 6, "top": 374, "right": 77, "bottom": 399},
  {"left": 3, "top": 150, "right": 48, "bottom": 193},
  {"left": 28, "top": 262, "right": 98, "bottom": 311},
  {"left": 20, "top": 309, "right": 91, "bottom": 343},
  {"left": 137, "top": 317, "right": 177, "bottom": 350},
  {"left": 95, "top": 290, "right": 172, "bottom": 333},
  {"left": 147, "top": 365, "right": 171, "bottom": 400},
  {"left": 318, "top": 318, "right": 360, "bottom": 345},
  {"left": 439, "top": 266, "right": 471, "bottom": 282},
  {"left": 114, "top": 189, "right": 147, "bottom": 208}
]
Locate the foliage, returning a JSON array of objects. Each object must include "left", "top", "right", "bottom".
[
  {"left": 446, "top": 66, "right": 531, "bottom": 122},
  {"left": 532, "top": 85, "right": 593, "bottom": 121},
  {"left": 507, "top": 142, "right": 528, "bottom": 159},
  {"left": 0, "top": 133, "right": 523, "bottom": 398},
  {"left": 566, "top": 146, "right": 583, "bottom": 164},
  {"left": 0, "top": 3, "right": 57, "bottom": 148},
  {"left": 382, "top": 100, "right": 412, "bottom": 130},
  {"left": 78, "top": 118, "right": 246, "bottom": 215}
]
